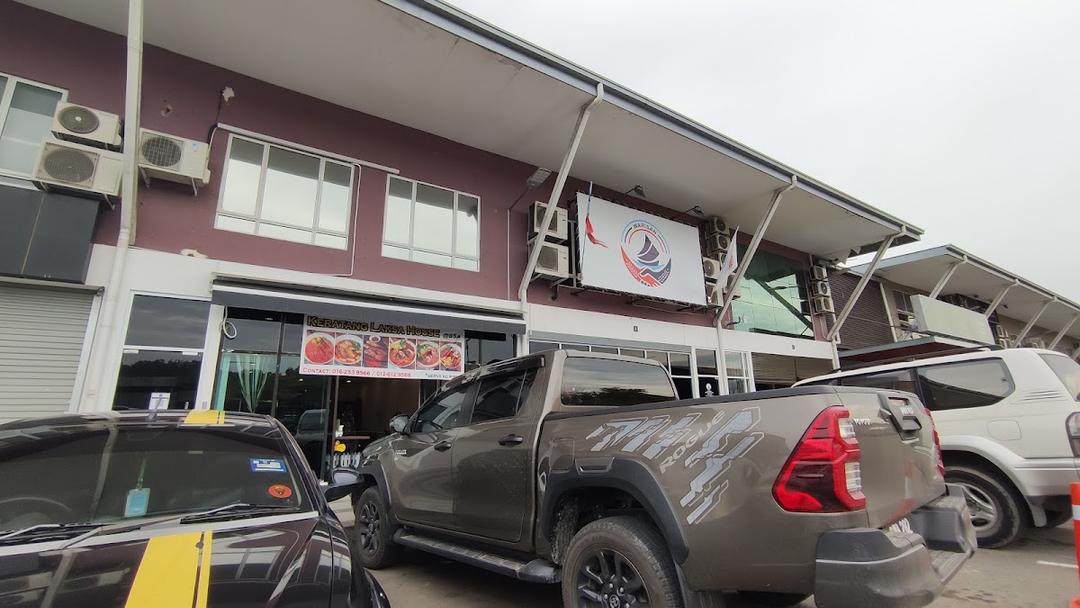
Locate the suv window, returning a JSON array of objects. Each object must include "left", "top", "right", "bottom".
[
  {"left": 415, "top": 385, "right": 472, "bottom": 432},
  {"left": 1040, "top": 354, "right": 1080, "bottom": 400},
  {"left": 916, "top": 359, "right": 1014, "bottom": 411},
  {"left": 561, "top": 358, "right": 675, "bottom": 406},
  {"left": 840, "top": 369, "right": 917, "bottom": 393},
  {"left": 471, "top": 370, "right": 538, "bottom": 424}
]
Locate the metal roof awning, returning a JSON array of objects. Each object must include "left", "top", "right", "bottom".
[
  {"left": 838, "top": 336, "right": 982, "bottom": 366},
  {"left": 211, "top": 283, "right": 526, "bottom": 335},
  {"left": 852, "top": 245, "right": 1080, "bottom": 345},
  {"left": 20, "top": 0, "right": 922, "bottom": 260}
]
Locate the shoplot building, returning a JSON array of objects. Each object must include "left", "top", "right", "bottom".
[
  {"left": 0, "top": 0, "right": 927, "bottom": 474},
  {"left": 826, "top": 244, "right": 1080, "bottom": 366}
]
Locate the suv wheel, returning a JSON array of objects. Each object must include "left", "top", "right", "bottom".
[
  {"left": 562, "top": 516, "right": 682, "bottom": 608},
  {"left": 946, "top": 464, "right": 1027, "bottom": 548},
  {"left": 353, "top": 486, "right": 402, "bottom": 568}
]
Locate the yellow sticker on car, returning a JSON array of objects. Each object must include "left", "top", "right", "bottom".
[
  {"left": 125, "top": 530, "right": 213, "bottom": 607},
  {"left": 183, "top": 410, "right": 225, "bottom": 425}
]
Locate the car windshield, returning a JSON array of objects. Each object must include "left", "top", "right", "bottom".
[{"left": 0, "top": 424, "right": 307, "bottom": 533}]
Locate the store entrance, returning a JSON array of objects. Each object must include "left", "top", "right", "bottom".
[{"left": 329, "top": 377, "right": 435, "bottom": 469}]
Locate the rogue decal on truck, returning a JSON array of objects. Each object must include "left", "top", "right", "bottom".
[{"left": 585, "top": 407, "right": 764, "bottom": 525}]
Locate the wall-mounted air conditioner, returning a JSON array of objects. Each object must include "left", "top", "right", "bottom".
[
  {"left": 530, "top": 201, "right": 568, "bottom": 241},
  {"left": 813, "top": 296, "right": 835, "bottom": 315},
  {"left": 1025, "top": 337, "right": 1046, "bottom": 349},
  {"left": 705, "top": 282, "right": 721, "bottom": 306},
  {"left": 705, "top": 216, "right": 728, "bottom": 236},
  {"left": 704, "top": 233, "right": 730, "bottom": 255},
  {"left": 810, "top": 264, "right": 829, "bottom": 281},
  {"left": 811, "top": 281, "right": 831, "bottom": 298},
  {"left": 996, "top": 338, "right": 1012, "bottom": 348},
  {"left": 52, "top": 102, "right": 122, "bottom": 149},
  {"left": 702, "top": 257, "right": 721, "bottom": 282},
  {"left": 33, "top": 138, "right": 122, "bottom": 199},
  {"left": 535, "top": 242, "right": 570, "bottom": 279},
  {"left": 994, "top": 324, "right": 1009, "bottom": 339},
  {"left": 138, "top": 128, "right": 211, "bottom": 188}
]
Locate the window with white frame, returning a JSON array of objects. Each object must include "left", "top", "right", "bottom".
[
  {"left": 724, "top": 351, "right": 753, "bottom": 394},
  {"left": 382, "top": 175, "right": 480, "bottom": 271},
  {"left": 0, "top": 73, "right": 66, "bottom": 178},
  {"left": 216, "top": 134, "right": 355, "bottom": 249}
]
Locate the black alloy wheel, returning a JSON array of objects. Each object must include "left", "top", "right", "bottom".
[
  {"left": 575, "top": 548, "right": 650, "bottom": 608},
  {"left": 356, "top": 500, "right": 381, "bottom": 555}
]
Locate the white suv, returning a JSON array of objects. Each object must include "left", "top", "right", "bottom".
[{"left": 797, "top": 348, "right": 1080, "bottom": 548}]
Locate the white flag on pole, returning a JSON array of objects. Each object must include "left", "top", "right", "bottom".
[{"left": 716, "top": 228, "right": 739, "bottom": 289}]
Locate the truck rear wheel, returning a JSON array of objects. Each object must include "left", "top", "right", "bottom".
[
  {"left": 561, "top": 516, "right": 682, "bottom": 608},
  {"left": 946, "top": 464, "right": 1027, "bottom": 548},
  {"left": 352, "top": 486, "right": 402, "bottom": 569}
]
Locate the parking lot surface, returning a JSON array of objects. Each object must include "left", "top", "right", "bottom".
[{"left": 347, "top": 515, "right": 1076, "bottom": 608}]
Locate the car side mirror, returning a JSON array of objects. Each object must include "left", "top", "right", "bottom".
[
  {"left": 389, "top": 414, "right": 410, "bottom": 435},
  {"left": 324, "top": 467, "right": 361, "bottom": 503}
]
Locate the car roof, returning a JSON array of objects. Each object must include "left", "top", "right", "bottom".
[
  {"left": 799, "top": 347, "right": 1060, "bottom": 385},
  {"left": 0, "top": 410, "right": 282, "bottom": 434}
]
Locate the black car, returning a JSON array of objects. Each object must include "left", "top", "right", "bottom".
[{"left": 0, "top": 410, "right": 389, "bottom": 608}]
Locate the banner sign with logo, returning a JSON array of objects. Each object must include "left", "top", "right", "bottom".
[
  {"left": 576, "top": 193, "right": 706, "bottom": 305},
  {"left": 299, "top": 315, "right": 465, "bottom": 380}
]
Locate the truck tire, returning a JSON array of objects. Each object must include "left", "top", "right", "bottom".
[
  {"left": 737, "top": 590, "right": 811, "bottom": 606},
  {"left": 561, "top": 516, "right": 682, "bottom": 608},
  {"left": 352, "top": 486, "right": 402, "bottom": 568},
  {"left": 946, "top": 464, "right": 1027, "bottom": 548}
]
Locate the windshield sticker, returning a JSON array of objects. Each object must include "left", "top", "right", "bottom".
[
  {"left": 250, "top": 458, "right": 287, "bottom": 473},
  {"left": 124, "top": 488, "right": 151, "bottom": 518},
  {"left": 268, "top": 484, "right": 293, "bottom": 499}
]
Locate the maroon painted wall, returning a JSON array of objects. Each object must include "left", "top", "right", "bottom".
[{"left": 0, "top": 1, "right": 808, "bottom": 332}]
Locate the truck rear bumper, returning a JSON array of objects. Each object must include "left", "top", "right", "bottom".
[{"left": 814, "top": 484, "right": 976, "bottom": 608}]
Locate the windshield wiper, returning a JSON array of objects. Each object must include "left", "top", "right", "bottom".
[
  {"left": 179, "top": 502, "right": 299, "bottom": 524},
  {"left": 0, "top": 522, "right": 104, "bottom": 546}
]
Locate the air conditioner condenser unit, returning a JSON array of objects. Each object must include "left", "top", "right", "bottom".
[
  {"left": 33, "top": 138, "right": 122, "bottom": 199},
  {"left": 530, "top": 201, "right": 568, "bottom": 241},
  {"left": 705, "top": 216, "right": 728, "bottom": 236},
  {"left": 702, "top": 257, "right": 721, "bottom": 281},
  {"left": 813, "top": 296, "right": 835, "bottom": 315},
  {"left": 138, "top": 128, "right": 211, "bottom": 187},
  {"left": 52, "top": 102, "right": 122, "bottom": 149},
  {"left": 811, "top": 281, "right": 831, "bottom": 298},
  {"left": 705, "top": 283, "right": 721, "bottom": 306},
  {"left": 535, "top": 242, "right": 570, "bottom": 279},
  {"left": 810, "top": 264, "right": 829, "bottom": 281},
  {"left": 704, "top": 233, "right": 730, "bottom": 255}
]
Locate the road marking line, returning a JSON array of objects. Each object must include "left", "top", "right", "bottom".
[{"left": 1036, "top": 560, "right": 1077, "bottom": 569}]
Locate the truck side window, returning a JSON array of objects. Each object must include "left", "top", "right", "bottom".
[
  {"left": 561, "top": 358, "right": 675, "bottom": 406},
  {"left": 840, "top": 369, "right": 916, "bottom": 393},
  {"left": 414, "top": 385, "right": 472, "bottom": 432},
  {"left": 916, "top": 359, "right": 1014, "bottom": 411},
  {"left": 471, "top": 370, "right": 537, "bottom": 424}
]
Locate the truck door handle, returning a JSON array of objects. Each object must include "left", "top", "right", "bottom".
[
  {"left": 433, "top": 440, "right": 452, "bottom": 452},
  {"left": 498, "top": 434, "right": 524, "bottom": 447}
]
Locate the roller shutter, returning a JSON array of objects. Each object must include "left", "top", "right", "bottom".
[
  {"left": 0, "top": 284, "right": 94, "bottom": 423},
  {"left": 751, "top": 354, "right": 833, "bottom": 388}
]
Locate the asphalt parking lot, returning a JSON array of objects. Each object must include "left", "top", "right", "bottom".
[{"left": 333, "top": 495, "right": 1076, "bottom": 608}]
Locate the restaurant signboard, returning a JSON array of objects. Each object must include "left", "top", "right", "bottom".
[{"left": 299, "top": 315, "right": 464, "bottom": 380}]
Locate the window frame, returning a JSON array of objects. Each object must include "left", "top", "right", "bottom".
[
  {"left": 914, "top": 357, "right": 1015, "bottom": 411},
  {"left": 214, "top": 133, "right": 356, "bottom": 249},
  {"left": 412, "top": 381, "right": 478, "bottom": 433},
  {"left": 466, "top": 369, "right": 536, "bottom": 426},
  {"left": 381, "top": 175, "right": 481, "bottom": 271},
  {"left": 0, "top": 72, "right": 68, "bottom": 184}
]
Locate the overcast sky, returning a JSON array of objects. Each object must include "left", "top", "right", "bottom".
[{"left": 449, "top": 0, "right": 1080, "bottom": 302}]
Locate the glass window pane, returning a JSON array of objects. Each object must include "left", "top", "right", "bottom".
[
  {"left": 727, "top": 378, "right": 748, "bottom": 394},
  {"left": 313, "top": 233, "right": 347, "bottom": 249},
  {"left": 530, "top": 341, "right": 558, "bottom": 353},
  {"left": 259, "top": 223, "right": 313, "bottom": 244},
  {"left": 670, "top": 353, "right": 691, "bottom": 376},
  {"left": 384, "top": 177, "right": 413, "bottom": 245},
  {"left": 413, "top": 183, "right": 454, "bottom": 254},
  {"left": 382, "top": 243, "right": 410, "bottom": 260},
  {"left": 413, "top": 250, "right": 451, "bottom": 267},
  {"left": 216, "top": 214, "right": 256, "bottom": 234},
  {"left": 221, "top": 138, "right": 263, "bottom": 216},
  {"left": 591, "top": 346, "right": 619, "bottom": 354},
  {"left": 124, "top": 296, "right": 210, "bottom": 349},
  {"left": 274, "top": 354, "right": 332, "bottom": 476},
  {"left": 452, "top": 258, "right": 478, "bottom": 272},
  {"left": 317, "top": 162, "right": 351, "bottom": 232},
  {"left": 725, "top": 351, "right": 746, "bottom": 377},
  {"left": 697, "top": 377, "right": 720, "bottom": 398},
  {"left": 416, "top": 384, "right": 472, "bottom": 432},
  {"left": 695, "top": 349, "right": 718, "bottom": 376},
  {"left": 620, "top": 349, "right": 645, "bottom": 359},
  {"left": 1041, "top": 354, "right": 1080, "bottom": 400},
  {"left": 281, "top": 315, "right": 305, "bottom": 354},
  {"left": 455, "top": 194, "right": 479, "bottom": 257},
  {"left": 471, "top": 371, "right": 532, "bottom": 424},
  {"left": 0, "top": 82, "right": 62, "bottom": 175},
  {"left": 213, "top": 352, "right": 276, "bottom": 414},
  {"left": 113, "top": 350, "right": 202, "bottom": 410},
  {"left": 673, "top": 377, "right": 693, "bottom": 400},
  {"left": 917, "top": 360, "right": 1013, "bottom": 411},
  {"left": 645, "top": 351, "right": 669, "bottom": 369},
  {"left": 222, "top": 309, "right": 282, "bottom": 352},
  {"left": 842, "top": 369, "right": 917, "bottom": 393},
  {"left": 561, "top": 358, "right": 675, "bottom": 406},
  {"left": 261, "top": 147, "right": 319, "bottom": 228}
]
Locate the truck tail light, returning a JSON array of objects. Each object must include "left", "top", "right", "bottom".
[
  {"left": 1067, "top": 412, "right": 1080, "bottom": 457},
  {"left": 773, "top": 406, "right": 865, "bottom": 512},
  {"left": 926, "top": 408, "right": 946, "bottom": 477}
]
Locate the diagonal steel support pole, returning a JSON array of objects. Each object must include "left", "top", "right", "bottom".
[
  {"left": 984, "top": 281, "right": 1017, "bottom": 318},
  {"left": 717, "top": 176, "right": 798, "bottom": 323},
  {"left": 518, "top": 83, "right": 605, "bottom": 304},
  {"left": 1014, "top": 299, "right": 1054, "bottom": 345},
  {"left": 1049, "top": 314, "right": 1080, "bottom": 350},
  {"left": 827, "top": 234, "right": 898, "bottom": 342},
  {"left": 929, "top": 260, "right": 963, "bottom": 299}
]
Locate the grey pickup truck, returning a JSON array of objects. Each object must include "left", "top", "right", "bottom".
[{"left": 343, "top": 350, "right": 975, "bottom": 608}]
